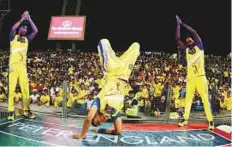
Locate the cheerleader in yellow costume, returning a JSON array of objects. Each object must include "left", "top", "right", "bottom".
[
  {"left": 8, "top": 11, "right": 38, "bottom": 120},
  {"left": 175, "top": 15, "right": 214, "bottom": 130}
]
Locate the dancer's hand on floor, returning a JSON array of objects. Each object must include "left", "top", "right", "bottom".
[{"left": 72, "top": 133, "right": 86, "bottom": 139}]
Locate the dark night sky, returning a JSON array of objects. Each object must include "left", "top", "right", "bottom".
[{"left": 0, "top": 0, "right": 231, "bottom": 55}]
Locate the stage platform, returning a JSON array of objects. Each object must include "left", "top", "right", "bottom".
[{"left": 0, "top": 114, "right": 231, "bottom": 146}]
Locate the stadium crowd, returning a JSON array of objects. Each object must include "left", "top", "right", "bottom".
[{"left": 0, "top": 50, "right": 231, "bottom": 118}]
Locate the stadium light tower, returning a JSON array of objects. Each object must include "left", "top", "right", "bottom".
[
  {"left": 59, "top": 0, "right": 82, "bottom": 119},
  {"left": 0, "top": 0, "right": 10, "bottom": 21},
  {"left": 0, "top": 0, "right": 10, "bottom": 47},
  {"left": 56, "top": 0, "right": 82, "bottom": 50},
  {"left": 0, "top": 0, "right": 10, "bottom": 33}
]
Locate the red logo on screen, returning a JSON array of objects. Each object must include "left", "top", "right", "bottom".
[{"left": 62, "top": 21, "right": 72, "bottom": 28}]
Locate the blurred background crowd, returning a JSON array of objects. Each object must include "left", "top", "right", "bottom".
[{"left": 0, "top": 50, "right": 231, "bottom": 118}]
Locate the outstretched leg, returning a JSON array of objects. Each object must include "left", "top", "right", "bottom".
[
  {"left": 97, "top": 39, "right": 120, "bottom": 72},
  {"left": 118, "top": 42, "right": 140, "bottom": 81}
]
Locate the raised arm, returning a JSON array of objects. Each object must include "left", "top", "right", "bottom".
[
  {"left": 9, "top": 16, "right": 25, "bottom": 41},
  {"left": 175, "top": 15, "right": 185, "bottom": 50},
  {"left": 26, "top": 13, "right": 38, "bottom": 41},
  {"left": 175, "top": 16, "right": 187, "bottom": 64},
  {"left": 182, "top": 23, "right": 202, "bottom": 45}
]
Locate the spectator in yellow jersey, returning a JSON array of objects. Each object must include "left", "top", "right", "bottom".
[
  {"left": 125, "top": 90, "right": 139, "bottom": 118},
  {"left": 172, "top": 82, "right": 181, "bottom": 100},
  {"left": 223, "top": 68, "right": 230, "bottom": 83},
  {"left": 225, "top": 91, "right": 232, "bottom": 111},
  {"left": 136, "top": 85, "right": 149, "bottom": 112},
  {"left": 14, "top": 87, "right": 22, "bottom": 103},
  {"left": 68, "top": 65, "right": 74, "bottom": 75},
  {"left": 219, "top": 91, "right": 232, "bottom": 111},
  {"left": 53, "top": 91, "right": 63, "bottom": 108},
  {"left": 39, "top": 89, "right": 50, "bottom": 107},
  {"left": 75, "top": 84, "right": 89, "bottom": 114},
  {"left": 153, "top": 79, "right": 164, "bottom": 98},
  {"left": 143, "top": 85, "right": 150, "bottom": 112},
  {"left": 67, "top": 89, "right": 75, "bottom": 108}
]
